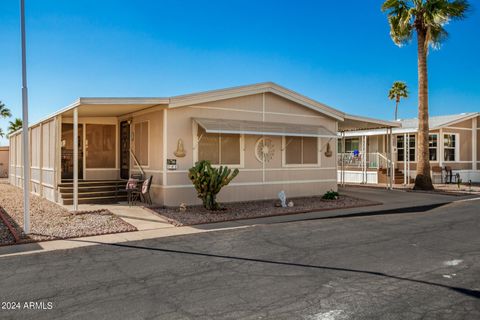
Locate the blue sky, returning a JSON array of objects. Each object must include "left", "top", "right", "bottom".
[{"left": 0, "top": 0, "right": 479, "bottom": 145}]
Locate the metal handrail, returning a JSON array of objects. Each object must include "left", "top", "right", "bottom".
[{"left": 130, "top": 150, "right": 146, "bottom": 178}]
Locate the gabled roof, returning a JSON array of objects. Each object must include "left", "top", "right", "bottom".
[
  {"left": 399, "top": 112, "right": 479, "bottom": 130},
  {"left": 168, "top": 82, "right": 345, "bottom": 121},
  {"left": 344, "top": 112, "right": 479, "bottom": 137},
  {"left": 9, "top": 82, "right": 400, "bottom": 137}
]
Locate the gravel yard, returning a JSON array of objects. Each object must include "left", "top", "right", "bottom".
[
  {"left": 0, "top": 183, "right": 136, "bottom": 244},
  {"left": 0, "top": 218, "right": 15, "bottom": 246},
  {"left": 152, "top": 195, "right": 379, "bottom": 226}
]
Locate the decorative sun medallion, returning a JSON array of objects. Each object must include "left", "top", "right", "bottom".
[{"left": 255, "top": 138, "right": 275, "bottom": 163}]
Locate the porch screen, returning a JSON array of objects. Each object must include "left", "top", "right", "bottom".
[
  {"left": 134, "top": 122, "right": 149, "bottom": 166},
  {"left": 86, "top": 124, "right": 116, "bottom": 168},
  {"left": 197, "top": 126, "right": 240, "bottom": 165},
  {"left": 285, "top": 136, "right": 318, "bottom": 165}
]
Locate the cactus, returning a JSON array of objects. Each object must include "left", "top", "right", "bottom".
[{"left": 188, "top": 160, "right": 239, "bottom": 210}]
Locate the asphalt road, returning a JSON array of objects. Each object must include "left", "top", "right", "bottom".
[{"left": 1, "top": 199, "right": 479, "bottom": 319}]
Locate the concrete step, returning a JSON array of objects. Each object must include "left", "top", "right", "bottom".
[
  {"left": 61, "top": 195, "right": 128, "bottom": 205},
  {"left": 58, "top": 185, "right": 121, "bottom": 193},
  {"left": 60, "top": 190, "right": 127, "bottom": 199},
  {"left": 58, "top": 180, "right": 127, "bottom": 188}
]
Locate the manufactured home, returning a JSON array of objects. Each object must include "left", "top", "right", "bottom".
[
  {"left": 9, "top": 83, "right": 398, "bottom": 207},
  {"left": 0, "top": 146, "right": 9, "bottom": 178},
  {"left": 338, "top": 112, "right": 480, "bottom": 184}
]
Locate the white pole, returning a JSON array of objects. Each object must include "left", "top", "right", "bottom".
[
  {"left": 342, "top": 133, "right": 344, "bottom": 186},
  {"left": 407, "top": 134, "right": 410, "bottom": 184},
  {"left": 20, "top": 0, "right": 30, "bottom": 234},
  {"left": 390, "top": 128, "right": 394, "bottom": 189},
  {"left": 73, "top": 108, "right": 79, "bottom": 211},
  {"left": 403, "top": 133, "right": 407, "bottom": 185}
]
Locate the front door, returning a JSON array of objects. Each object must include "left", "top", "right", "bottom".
[
  {"left": 120, "top": 121, "right": 130, "bottom": 179},
  {"left": 61, "top": 123, "right": 84, "bottom": 180}
]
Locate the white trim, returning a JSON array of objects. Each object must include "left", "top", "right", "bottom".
[
  {"left": 167, "top": 167, "right": 337, "bottom": 174},
  {"left": 86, "top": 168, "right": 119, "bottom": 171},
  {"left": 188, "top": 105, "right": 327, "bottom": 119},
  {"left": 162, "top": 178, "right": 338, "bottom": 189},
  {"left": 473, "top": 117, "right": 477, "bottom": 171},
  {"left": 163, "top": 109, "right": 167, "bottom": 185},
  {"left": 444, "top": 126, "right": 473, "bottom": 131}
]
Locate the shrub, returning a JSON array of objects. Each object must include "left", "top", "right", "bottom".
[
  {"left": 188, "top": 160, "right": 239, "bottom": 210},
  {"left": 322, "top": 190, "right": 339, "bottom": 200}
]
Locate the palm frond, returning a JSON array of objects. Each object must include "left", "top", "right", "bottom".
[{"left": 0, "top": 102, "right": 12, "bottom": 119}]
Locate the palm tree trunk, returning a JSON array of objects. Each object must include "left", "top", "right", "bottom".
[
  {"left": 395, "top": 99, "right": 399, "bottom": 120},
  {"left": 414, "top": 28, "right": 434, "bottom": 190}
]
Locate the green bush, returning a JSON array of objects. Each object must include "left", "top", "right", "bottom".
[
  {"left": 188, "top": 160, "right": 239, "bottom": 210},
  {"left": 322, "top": 190, "right": 339, "bottom": 200}
]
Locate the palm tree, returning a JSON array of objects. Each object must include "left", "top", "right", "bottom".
[
  {"left": 0, "top": 101, "right": 12, "bottom": 119},
  {"left": 8, "top": 118, "right": 23, "bottom": 135},
  {"left": 382, "top": 0, "right": 469, "bottom": 190},
  {"left": 388, "top": 81, "right": 409, "bottom": 120},
  {"left": 0, "top": 127, "right": 4, "bottom": 139}
]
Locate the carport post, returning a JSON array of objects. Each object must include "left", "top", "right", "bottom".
[
  {"left": 73, "top": 107, "right": 79, "bottom": 211},
  {"left": 20, "top": 0, "right": 30, "bottom": 234},
  {"left": 403, "top": 133, "right": 407, "bottom": 185},
  {"left": 389, "top": 127, "right": 394, "bottom": 190},
  {"left": 341, "top": 131, "right": 345, "bottom": 187}
]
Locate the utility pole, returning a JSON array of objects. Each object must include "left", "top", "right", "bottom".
[{"left": 20, "top": 0, "right": 30, "bottom": 234}]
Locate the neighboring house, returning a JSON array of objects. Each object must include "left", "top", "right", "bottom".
[
  {"left": 0, "top": 146, "right": 9, "bottom": 178},
  {"left": 8, "top": 83, "right": 398, "bottom": 206},
  {"left": 338, "top": 112, "right": 480, "bottom": 184}
]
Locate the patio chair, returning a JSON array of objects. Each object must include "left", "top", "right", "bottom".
[
  {"left": 126, "top": 178, "right": 140, "bottom": 206},
  {"left": 140, "top": 176, "right": 153, "bottom": 206},
  {"left": 128, "top": 176, "right": 153, "bottom": 206}
]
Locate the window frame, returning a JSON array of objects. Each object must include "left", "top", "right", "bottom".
[
  {"left": 428, "top": 133, "right": 438, "bottom": 162},
  {"left": 282, "top": 136, "right": 321, "bottom": 168},
  {"left": 443, "top": 133, "right": 460, "bottom": 162},
  {"left": 396, "top": 134, "right": 416, "bottom": 162},
  {"left": 193, "top": 123, "right": 245, "bottom": 168},
  {"left": 133, "top": 120, "right": 150, "bottom": 168}
]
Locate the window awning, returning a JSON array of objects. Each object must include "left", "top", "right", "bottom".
[{"left": 193, "top": 118, "right": 338, "bottom": 138}]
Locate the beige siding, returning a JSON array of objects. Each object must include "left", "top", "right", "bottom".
[{"left": 161, "top": 93, "right": 338, "bottom": 206}]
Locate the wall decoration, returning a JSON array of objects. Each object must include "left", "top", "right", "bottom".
[
  {"left": 174, "top": 138, "right": 186, "bottom": 157},
  {"left": 324, "top": 142, "right": 333, "bottom": 158},
  {"left": 255, "top": 137, "right": 275, "bottom": 163}
]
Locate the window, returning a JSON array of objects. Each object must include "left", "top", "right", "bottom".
[
  {"left": 338, "top": 138, "right": 359, "bottom": 153},
  {"left": 285, "top": 136, "right": 318, "bottom": 165},
  {"left": 197, "top": 126, "right": 241, "bottom": 165},
  {"left": 134, "top": 122, "right": 149, "bottom": 166},
  {"left": 429, "top": 134, "right": 438, "bottom": 161},
  {"left": 86, "top": 124, "right": 116, "bottom": 168},
  {"left": 397, "top": 135, "right": 415, "bottom": 162},
  {"left": 444, "top": 134, "right": 457, "bottom": 162}
]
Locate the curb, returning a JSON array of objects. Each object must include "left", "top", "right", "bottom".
[{"left": 0, "top": 207, "right": 21, "bottom": 243}]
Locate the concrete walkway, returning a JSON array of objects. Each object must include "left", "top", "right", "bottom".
[{"left": 1, "top": 187, "right": 477, "bottom": 258}]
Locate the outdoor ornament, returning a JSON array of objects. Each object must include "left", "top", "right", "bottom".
[
  {"left": 174, "top": 138, "right": 186, "bottom": 157},
  {"left": 179, "top": 203, "right": 187, "bottom": 212},
  {"left": 278, "top": 190, "right": 287, "bottom": 208},
  {"left": 324, "top": 142, "right": 333, "bottom": 158},
  {"left": 255, "top": 138, "right": 275, "bottom": 163},
  {"left": 288, "top": 201, "right": 294, "bottom": 207}
]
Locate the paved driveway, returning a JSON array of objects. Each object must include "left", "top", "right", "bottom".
[{"left": 1, "top": 198, "right": 479, "bottom": 319}]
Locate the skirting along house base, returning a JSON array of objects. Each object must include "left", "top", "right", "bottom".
[{"left": 9, "top": 83, "right": 398, "bottom": 207}]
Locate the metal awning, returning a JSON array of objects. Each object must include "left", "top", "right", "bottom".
[{"left": 194, "top": 118, "right": 338, "bottom": 138}]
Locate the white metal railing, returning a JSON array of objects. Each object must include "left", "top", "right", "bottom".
[{"left": 337, "top": 152, "right": 394, "bottom": 170}]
